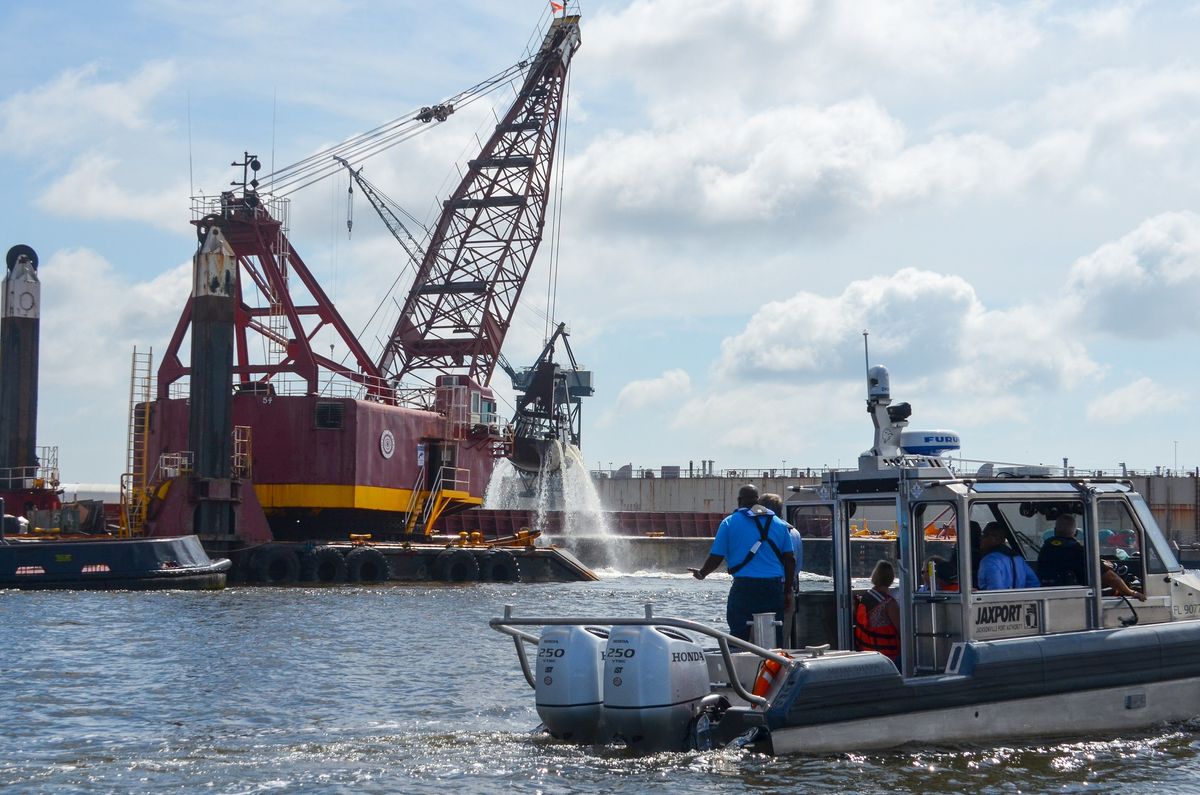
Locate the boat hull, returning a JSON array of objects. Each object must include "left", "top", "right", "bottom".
[
  {"left": 767, "top": 674, "right": 1200, "bottom": 754},
  {"left": 758, "top": 619, "right": 1200, "bottom": 753},
  {"left": 0, "top": 534, "right": 231, "bottom": 591}
]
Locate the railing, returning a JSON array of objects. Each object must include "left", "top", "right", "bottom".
[
  {"left": 588, "top": 461, "right": 1200, "bottom": 481},
  {"left": 166, "top": 372, "right": 440, "bottom": 410},
  {"left": 156, "top": 451, "right": 194, "bottom": 480},
  {"left": 0, "top": 457, "right": 60, "bottom": 490},
  {"left": 590, "top": 466, "right": 827, "bottom": 481},
  {"left": 402, "top": 468, "right": 426, "bottom": 534}
]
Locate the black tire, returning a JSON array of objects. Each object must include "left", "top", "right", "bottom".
[
  {"left": 300, "top": 546, "right": 347, "bottom": 583},
  {"left": 250, "top": 545, "right": 301, "bottom": 585},
  {"left": 479, "top": 549, "right": 521, "bottom": 583},
  {"left": 433, "top": 548, "right": 480, "bottom": 582},
  {"left": 346, "top": 546, "right": 391, "bottom": 583}
]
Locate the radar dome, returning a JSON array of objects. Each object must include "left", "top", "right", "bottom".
[{"left": 900, "top": 430, "right": 960, "bottom": 457}]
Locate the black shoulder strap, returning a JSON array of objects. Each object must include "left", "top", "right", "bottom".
[{"left": 727, "top": 514, "right": 785, "bottom": 576}]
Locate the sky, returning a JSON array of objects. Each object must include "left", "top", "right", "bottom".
[{"left": 3, "top": 0, "right": 1200, "bottom": 485}]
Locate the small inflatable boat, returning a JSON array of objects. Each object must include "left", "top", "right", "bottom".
[{"left": 490, "top": 366, "right": 1200, "bottom": 753}]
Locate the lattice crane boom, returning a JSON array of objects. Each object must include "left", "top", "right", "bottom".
[
  {"left": 333, "top": 156, "right": 425, "bottom": 269},
  {"left": 377, "top": 14, "right": 581, "bottom": 388}
]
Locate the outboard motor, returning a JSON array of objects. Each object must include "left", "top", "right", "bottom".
[
  {"left": 535, "top": 625, "right": 609, "bottom": 743},
  {"left": 602, "top": 625, "right": 709, "bottom": 752}
]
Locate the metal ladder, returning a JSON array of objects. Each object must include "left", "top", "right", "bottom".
[
  {"left": 119, "top": 348, "right": 155, "bottom": 538},
  {"left": 232, "top": 425, "right": 252, "bottom": 479}
]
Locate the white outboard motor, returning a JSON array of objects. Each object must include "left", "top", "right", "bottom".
[
  {"left": 602, "top": 625, "right": 709, "bottom": 752},
  {"left": 535, "top": 625, "right": 609, "bottom": 744}
]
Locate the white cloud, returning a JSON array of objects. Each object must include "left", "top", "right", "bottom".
[
  {"left": 35, "top": 153, "right": 191, "bottom": 233},
  {"left": 616, "top": 369, "right": 692, "bottom": 411},
  {"left": 672, "top": 380, "right": 864, "bottom": 455},
  {"left": 1065, "top": 211, "right": 1200, "bottom": 338},
  {"left": 39, "top": 248, "right": 190, "bottom": 390},
  {"left": 1055, "top": 1, "right": 1144, "bottom": 39},
  {"left": 1086, "top": 377, "right": 1184, "bottom": 422},
  {"left": 566, "top": 97, "right": 1092, "bottom": 233},
  {"left": 704, "top": 268, "right": 1102, "bottom": 444},
  {"left": 0, "top": 62, "right": 175, "bottom": 155},
  {"left": 586, "top": 0, "right": 1041, "bottom": 112},
  {"left": 715, "top": 268, "right": 978, "bottom": 382}
]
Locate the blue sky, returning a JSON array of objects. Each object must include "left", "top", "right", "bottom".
[{"left": 4, "top": 0, "right": 1200, "bottom": 485}]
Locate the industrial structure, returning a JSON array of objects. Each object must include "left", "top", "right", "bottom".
[
  {"left": 0, "top": 244, "right": 59, "bottom": 518},
  {"left": 119, "top": 13, "right": 592, "bottom": 583}
]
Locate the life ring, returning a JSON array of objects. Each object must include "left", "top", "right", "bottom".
[
  {"left": 300, "top": 546, "right": 347, "bottom": 583},
  {"left": 250, "top": 545, "right": 301, "bottom": 585},
  {"left": 479, "top": 549, "right": 521, "bottom": 583},
  {"left": 346, "top": 546, "right": 391, "bottom": 583},
  {"left": 752, "top": 651, "right": 792, "bottom": 697},
  {"left": 433, "top": 548, "right": 480, "bottom": 582}
]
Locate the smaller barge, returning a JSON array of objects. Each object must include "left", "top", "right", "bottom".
[{"left": 0, "top": 521, "right": 230, "bottom": 591}]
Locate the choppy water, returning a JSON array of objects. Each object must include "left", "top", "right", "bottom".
[{"left": 3, "top": 573, "right": 1199, "bottom": 793}]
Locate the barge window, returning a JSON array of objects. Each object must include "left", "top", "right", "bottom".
[{"left": 315, "top": 401, "right": 344, "bottom": 429}]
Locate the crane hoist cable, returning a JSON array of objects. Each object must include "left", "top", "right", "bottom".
[
  {"left": 543, "top": 67, "right": 572, "bottom": 343},
  {"left": 259, "top": 59, "right": 530, "bottom": 197}
]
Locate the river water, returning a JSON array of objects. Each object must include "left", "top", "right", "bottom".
[{"left": 3, "top": 572, "right": 1199, "bottom": 793}]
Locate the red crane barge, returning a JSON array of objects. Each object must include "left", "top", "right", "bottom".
[{"left": 126, "top": 13, "right": 593, "bottom": 585}]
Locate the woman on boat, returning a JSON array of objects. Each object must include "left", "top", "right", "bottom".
[{"left": 854, "top": 560, "right": 901, "bottom": 664}]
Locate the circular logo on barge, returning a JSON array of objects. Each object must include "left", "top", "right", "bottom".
[{"left": 379, "top": 429, "right": 396, "bottom": 459}]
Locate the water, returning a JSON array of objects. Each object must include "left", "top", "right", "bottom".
[
  {"left": 3, "top": 576, "right": 1199, "bottom": 793},
  {"left": 485, "top": 442, "right": 626, "bottom": 569}
]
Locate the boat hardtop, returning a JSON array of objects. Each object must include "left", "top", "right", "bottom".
[{"left": 490, "top": 365, "right": 1200, "bottom": 754}]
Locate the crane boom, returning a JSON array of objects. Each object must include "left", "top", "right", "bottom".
[
  {"left": 377, "top": 15, "right": 581, "bottom": 388},
  {"left": 333, "top": 156, "right": 425, "bottom": 269}
]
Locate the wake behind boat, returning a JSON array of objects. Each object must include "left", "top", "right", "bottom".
[{"left": 490, "top": 365, "right": 1200, "bottom": 754}]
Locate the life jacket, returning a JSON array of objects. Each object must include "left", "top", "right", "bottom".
[{"left": 854, "top": 589, "right": 900, "bottom": 661}]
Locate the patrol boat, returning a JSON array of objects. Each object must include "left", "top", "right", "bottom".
[{"left": 490, "top": 366, "right": 1200, "bottom": 754}]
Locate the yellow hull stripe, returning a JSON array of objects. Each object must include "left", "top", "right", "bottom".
[{"left": 254, "top": 483, "right": 481, "bottom": 513}]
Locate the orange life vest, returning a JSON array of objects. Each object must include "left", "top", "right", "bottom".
[{"left": 854, "top": 589, "right": 900, "bottom": 661}]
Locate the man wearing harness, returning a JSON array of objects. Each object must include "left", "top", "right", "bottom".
[{"left": 691, "top": 484, "right": 796, "bottom": 642}]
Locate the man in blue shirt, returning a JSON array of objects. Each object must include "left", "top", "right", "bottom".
[
  {"left": 977, "top": 522, "right": 1040, "bottom": 590},
  {"left": 759, "top": 492, "right": 803, "bottom": 646},
  {"left": 691, "top": 485, "right": 796, "bottom": 642}
]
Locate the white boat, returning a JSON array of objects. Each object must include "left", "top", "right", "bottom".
[{"left": 490, "top": 365, "right": 1200, "bottom": 754}]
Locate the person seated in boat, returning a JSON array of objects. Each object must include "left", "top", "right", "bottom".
[
  {"left": 1038, "top": 515, "right": 1146, "bottom": 600},
  {"left": 977, "top": 523, "right": 1040, "bottom": 590},
  {"left": 918, "top": 555, "right": 959, "bottom": 592},
  {"left": 854, "top": 560, "right": 901, "bottom": 665}
]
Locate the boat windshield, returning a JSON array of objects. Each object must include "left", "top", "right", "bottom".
[{"left": 1128, "top": 495, "right": 1184, "bottom": 573}]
